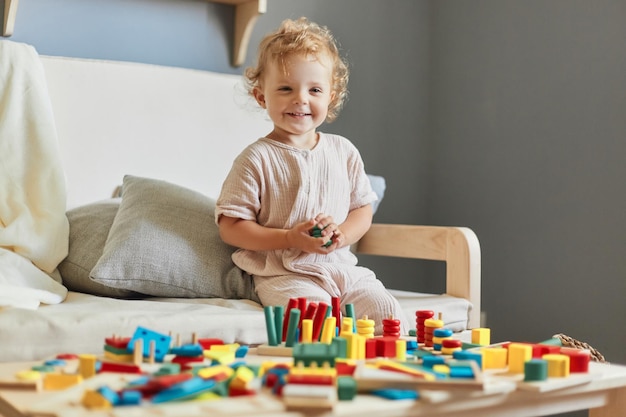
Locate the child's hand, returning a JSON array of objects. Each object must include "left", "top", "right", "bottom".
[
  {"left": 312, "top": 214, "right": 344, "bottom": 251},
  {"left": 285, "top": 216, "right": 343, "bottom": 253}
]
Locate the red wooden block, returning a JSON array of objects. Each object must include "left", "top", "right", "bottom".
[
  {"left": 312, "top": 302, "right": 329, "bottom": 342},
  {"left": 375, "top": 337, "right": 397, "bottom": 358},
  {"left": 105, "top": 336, "right": 131, "bottom": 350},
  {"left": 56, "top": 353, "right": 79, "bottom": 360},
  {"left": 416, "top": 310, "right": 435, "bottom": 318},
  {"left": 332, "top": 297, "right": 341, "bottom": 331},
  {"left": 198, "top": 338, "right": 224, "bottom": 350},
  {"left": 533, "top": 344, "right": 561, "bottom": 358},
  {"left": 442, "top": 339, "right": 463, "bottom": 349},
  {"left": 560, "top": 348, "right": 591, "bottom": 373},
  {"left": 287, "top": 374, "right": 334, "bottom": 385},
  {"left": 100, "top": 362, "right": 142, "bottom": 374},
  {"left": 365, "top": 338, "right": 378, "bottom": 359},
  {"left": 171, "top": 355, "right": 204, "bottom": 371},
  {"left": 335, "top": 362, "right": 357, "bottom": 376}
]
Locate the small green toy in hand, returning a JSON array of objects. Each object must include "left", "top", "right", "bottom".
[{"left": 310, "top": 225, "right": 333, "bottom": 247}]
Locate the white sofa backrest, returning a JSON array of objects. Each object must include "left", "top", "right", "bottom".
[{"left": 41, "top": 56, "right": 272, "bottom": 209}]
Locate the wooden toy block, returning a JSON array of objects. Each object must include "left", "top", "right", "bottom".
[
  {"left": 542, "top": 353, "right": 570, "bottom": 377},
  {"left": 263, "top": 306, "right": 278, "bottom": 346},
  {"left": 532, "top": 343, "right": 561, "bottom": 358},
  {"left": 210, "top": 343, "right": 240, "bottom": 353},
  {"left": 81, "top": 389, "right": 112, "bottom": 409},
  {"left": 375, "top": 336, "right": 398, "bottom": 358},
  {"left": 301, "top": 319, "right": 313, "bottom": 343},
  {"left": 508, "top": 343, "right": 533, "bottom": 373},
  {"left": 230, "top": 366, "right": 255, "bottom": 389},
  {"left": 559, "top": 347, "right": 591, "bottom": 373},
  {"left": 78, "top": 354, "right": 97, "bottom": 379},
  {"left": 287, "top": 373, "right": 335, "bottom": 385},
  {"left": 472, "top": 328, "right": 491, "bottom": 346},
  {"left": 482, "top": 347, "right": 508, "bottom": 369},
  {"left": 344, "top": 303, "right": 356, "bottom": 333},
  {"left": 151, "top": 376, "right": 217, "bottom": 403},
  {"left": 332, "top": 296, "right": 341, "bottom": 332},
  {"left": 197, "top": 365, "right": 234, "bottom": 381},
  {"left": 197, "top": 338, "right": 224, "bottom": 350},
  {"left": 170, "top": 344, "right": 203, "bottom": 357},
  {"left": 99, "top": 361, "right": 142, "bottom": 374},
  {"left": 395, "top": 340, "right": 407, "bottom": 361},
  {"left": 336, "top": 376, "right": 357, "bottom": 400},
  {"left": 320, "top": 316, "right": 336, "bottom": 344},
  {"left": 285, "top": 308, "right": 301, "bottom": 348},
  {"left": 524, "top": 359, "right": 548, "bottom": 382},
  {"left": 312, "top": 302, "right": 329, "bottom": 341},
  {"left": 382, "top": 316, "right": 402, "bottom": 338},
  {"left": 292, "top": 342, "right": 338, "bottom": 367},
  {"left": 282, "top": 298, "right": 298, "bottom": 342},
  {"left": 273, "top": 305, "right": 284, "bottom": 344},
  {"left": 43, "top": 373, "right": 83, "bottom": 390},
  {"left": 371, "top": 388, "right": 419, "bottom": 400},
  {"left": 104, "top": 336, "right": 131, "bottom": 350},
  {"left": 129, "top": 327, "right": 172, "bottom": 362},
  {"left": 97, "top": 385, "right": 120, "bottom": 405},
  {"left": 356, "top": 316, "right": 375, "bottom": 339},
  {"left": 203, "top": 350, "right": 235, "bottom": 365}
]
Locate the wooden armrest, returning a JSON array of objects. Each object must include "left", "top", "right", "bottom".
[{"left": 355, "top": 224, "right": 481, "bottom": 329}]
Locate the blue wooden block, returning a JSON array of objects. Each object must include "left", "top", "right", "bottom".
[
  {"left": 170, "top": 344, "right": 203, "bottom": 357},
  {"left": 371, "top": 388, "right": 419, "bottom": 400},
  {"left": 97, "top": 386, "right": 120, "bottom": 405},
  {"left": 422, "top": 355, "right": 446, "bottom": 368},
  {"left": 119, "top": 390, "right": 142, "bottom": 405},
  {"left": 151, "top": 377, "right": 216, "bottom": 403},
  {"left": 235, "top": 345, "right": 249, "bottom": 358},
  {"left": 128, "top": 327, "right": 172, "bottom": 362}
]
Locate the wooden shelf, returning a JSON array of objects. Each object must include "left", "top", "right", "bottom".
[
  {"left": 209, "top": 0, "right": 267, "bottom": 67},
  {"left": 1, "top": 0, "right": 266, "bottom": 67},
  {"left": 2, "top": 0, "right": 18, "bottom": 37}
]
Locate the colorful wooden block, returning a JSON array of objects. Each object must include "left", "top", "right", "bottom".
[
  {"left": 542, "top": 354, "right": 570, "bottom": 378},
  {"left": 508, "top": 343, "right": 533, "bottom": 374},
  {"left": 471, "top": 328, "right": 491, "bottom": 346},
  {"left": 482, "top": 347, "right": 508, "bottom": 369}
]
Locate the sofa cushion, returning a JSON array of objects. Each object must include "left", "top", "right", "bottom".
[
  {"left": 89, "top": 175, "right": 259, "bottom": 301},
  {"left": 58, "top": 199, "right": 141, "bottom": 298}
]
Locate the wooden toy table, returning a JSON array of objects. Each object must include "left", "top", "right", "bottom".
[{"left": 1, "top": 351, "right": 625, "bottom": 417}]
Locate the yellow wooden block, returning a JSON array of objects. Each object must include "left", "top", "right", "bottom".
[
  {"left": 342, "top": 332, "right": 363, "bottom": 359},
  {"left": 103, "top": 350, "right": 134, "bottom": 363},
  {"left": 542, "top": 354, "right": 570, "bottom": 377},
  {"left": 320, "top": 317, "right": 336, "bottom": 344},
  {"left": 197, "top": 365, "right": 234, "bottom": 380},
  {"left": 43, "top": 373, "right": 83, "bottom": 390},
  {"left": 424, "top": 318, "right": 444, "bottom": 328},
  {"left": 472, "top": 328, "right": 491, "bottom": 346},
  {"left": 79, "top": 354, "right": 98, "bottom": 379},
  {"left": 301, "top": 319, "right": 313, "bottom": 344},
  {"left": 395, "top": 340, "right": 407, "bottom": 361},
  {"left": 433, "top": 364, "right": 450, "bottom": 375},
  {"left": 375, "top": 359, "right": 437, "bottom": 380},
  {"left": 81, "top": 389, "right": 112, "bottom": 409},
  {"left": 508, "top": 343, "right": 532, "bottom": 374},
  {"left": 203, "top": 350, "right": 235, "bottom": 364},
  {"left": 340, "top": 317, "right": 354, "bottom": 335},
  {"left": 15, "top": 370, "right": 41, "bottom": 381},
  {"left": 230, "top": 366, "right": 255, "bottom": 389},
  {"left": 210, "top": 343, "right": 240, "bottom": 352},
  {"left": 291, "top": 363, "right": 336, "bottom": 378},
  {"left": 482, "top": 347, "right": 508, "bottom": 369},
  {"left": 441, "top": 347, "right": 461, "bottom": 355}
]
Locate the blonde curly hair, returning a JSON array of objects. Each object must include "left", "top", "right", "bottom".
[{"left": 245, "top": 17, "right": 349, "bottom": 123}]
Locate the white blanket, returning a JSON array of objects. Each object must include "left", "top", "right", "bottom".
[{"left": 0, "top": 40, "right": 68, "bottom": 309}]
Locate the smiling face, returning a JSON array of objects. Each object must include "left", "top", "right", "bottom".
[{"left": 253, "top": 53, "right": 335, "bottom": 149}]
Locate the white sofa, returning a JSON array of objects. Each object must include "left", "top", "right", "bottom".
[{"left": 0, "top": 44, "right": 480, "bottom": 362}]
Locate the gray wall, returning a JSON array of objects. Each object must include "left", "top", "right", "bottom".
[{"left": 4, "top": 0, "right": 624, "bottom": 384}]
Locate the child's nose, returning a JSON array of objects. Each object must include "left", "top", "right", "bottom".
[{"left": 294, "top": 90, "right": 308, "bottom": 104}]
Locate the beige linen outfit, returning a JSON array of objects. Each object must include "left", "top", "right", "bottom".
[{"left": 216, "top": 133, "right": 408, "bottom": 334}]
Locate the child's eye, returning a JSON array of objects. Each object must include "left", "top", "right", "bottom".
[
  {"left": 278, "top": 86, "right": 292, "bottom": 92},
  {"left": 310, "top": 87, "right": 323, "bottom": 94}
]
